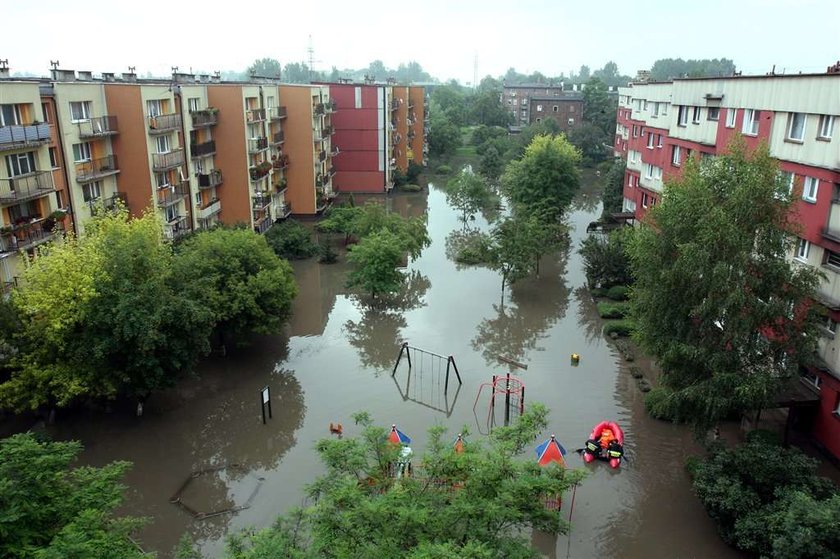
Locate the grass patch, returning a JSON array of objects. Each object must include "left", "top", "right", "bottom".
[
  {"left": 603, "top": 319, "right": 636, "bottom": 338},
  {"left": 400, "top": 184, "right": 423, "bottom": 192},
  {"left": 606, "top": 285, "right": 631, "bottom": 301},
  {"left": 597, "top": 302, "right": 630, "bottom": 319}
]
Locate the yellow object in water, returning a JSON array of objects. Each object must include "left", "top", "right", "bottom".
[{"left": 571, "top": 353, "right": 580, "bottom": 366}]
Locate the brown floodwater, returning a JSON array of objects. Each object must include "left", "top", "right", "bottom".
[{"left": 45, "top": 172, "right": 743, "bottom": 558}]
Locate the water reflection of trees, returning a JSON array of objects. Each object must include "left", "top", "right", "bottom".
[
  {"left": 574, "top": 285, "right": 605, "bottom": 344},
  {"left": 345, "top": 271, "right": 431, "bottom": 373},
  {"left": 471, "top": 246, "right": 571, "bottom": 367}
]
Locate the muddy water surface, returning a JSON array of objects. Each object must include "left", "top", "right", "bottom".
[{"left": 47, "top": 175, "right": 741, "bottom": 558}]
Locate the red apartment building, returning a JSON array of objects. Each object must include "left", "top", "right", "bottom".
[{"left": 615, "top": 72, "right": 840, "bottom": 461}]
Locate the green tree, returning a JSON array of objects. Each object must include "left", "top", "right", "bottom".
[
  {"left": 501, "top": 134, "right": 581, "bottom": 223},
  {"left": 488, "top": 217, "right": 538, "bottom": 293},
  {"left": 173, "top": 228, "right": 298, "bottom": 344},
  {"left": 444, "top": 168, "right": 496, "bottom": 224},
  {"left": 247, "top": 58, "right": 282, "bottom": 78},
  {"left": 265, "top": 219, "right": 318, "bottom": 260},
  {"left": 627, "top": 142, "right": 823, "bottom": 430},
  {"left": 0, "top": 433, "right": 149, "bottom": 559},
  {"left": 469, "top": 89, "right": 511, "bottom": 127},
  {"left": 320, "top": 202, "right": 430, "bottom": 260},
  {"left": 346, "top": 230, "right": 406, "bottom": 298},
  {"left": 578, "top": 227, "right": 633, "bottom": 289},
  {"left": 582, "top": 78, "right": 616, "bottom": 140},
  {"left": 601, "top": 157, "right": 626, "bottom": 217},
  {"left": 650, "top": 58, "right": 736, "bottom": 81},
  {"left": 222, "top": 405, "right": 583, "bottom": 558},
  {"left": 428, "top": 103, "right": 461, "bottom": 158},
  {"left": 567, "top": 123, "right": 608, "bottom": 163},
  {"left": 431, "top": 85, "right": 467, "bottom": 126},
  {"left": 479, "top": 143, "right": 505, "bottom": 181}
]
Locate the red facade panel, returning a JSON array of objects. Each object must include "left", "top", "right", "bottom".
[
  {"left": 333, "top": 130, "right": 380, "bottom": 152},
  {"left": 336, "top": 151, "right": 380, "bottom": 171},
  {"left": 332, "top": 109, "right": 380, "bottom": 130},
  {"left": 812, "top": 373, "right": 840, "bottom": 460},
  {"left": 335, "top": 171, "right": 385, "bottom": 193}
]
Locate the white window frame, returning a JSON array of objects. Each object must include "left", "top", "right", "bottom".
[
  {"left": 725, "top": 108, "right": 737, "bottom": 128},
  {"left": 707, "top": 107, "right": 720, "bottom": 121},
  {"left": 644, "top": 164, "right": 654, "bottom": 180},
  {"left": 647, "top": 133, "right": 655, "bottom": 149},
  {"left": 786, "top": 112, "right": 806, "bottom": 142},
  {"left": 5, "top": 152, "right": 36, "bottom": 177},
  {"left": 0, "top": 104, "right": 23, "bottom": 126},
  {"left": 672, "top": 145, "right": 682, "bottom": 166},
  {"left": 552, "top": 105, "right": 558, "bottom": 113},
  {"left": 818, "top": 115, "right": 834, "bottom": 140},
  {"left": 567, "top": 118, "right": 574, "bottom": 126},
  {"left": 72, "top": 142, "right": 92, "bottom": 163},
  {"left": 692, "top": 106, "right": 702, "bottom": 123},
  {"left": 657, "top": 134, "right": 663, "bottom": 148},
  {"left": 651, "top": 102, "right": 660, "bottom": 117},
  {"left": 742, "top": 109, "right": 760, "bottom": 135},
  {"left": 678, "top": 106, "right": 688, "bottom": 126},
  {"left": 536, "top": 104, "right": 543, "bottom": 112},
  {"left": 803, "top": 176, "right": 819, "bottom": 203},
  {"left": 633, "top": 125, "right": 639, "bottom": 137},
  {"left": 641, "top": 192, "right": 649, "bottom": 208},
  {"left": 147, "top": 99, "right": 163, "bottom": 118},
  {"left": 802, "top": 371, "right": 822, "bottom": 390},
  {"left": 827, "top": 316, "right": 837, "bottom": 334},
  {"left": 155, "top": 135, "right": 171, "bottom": 154},
  {"left": 83, "top": 181, "right": 102, "bottom": 203},
  {"left": 69, "top": 101, "right": 91, "bottom": 122},
  {"left": 795, "top": 238, "right": 810, "bottom": 262},
  {"left": 188, "top": 98, "right": 200, "bottom": 112}
]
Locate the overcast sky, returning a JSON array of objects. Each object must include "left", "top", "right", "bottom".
[{"left": 5, "top": 0, "right": 838, "bottom": 83}]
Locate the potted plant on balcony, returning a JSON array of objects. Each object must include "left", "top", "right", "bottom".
[{"left": 50, "top": 209, "right": 68, "bottom": 222}]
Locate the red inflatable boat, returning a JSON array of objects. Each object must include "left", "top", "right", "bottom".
[{"left": 582, "top": 421, "right": 625, "bottom": 469}]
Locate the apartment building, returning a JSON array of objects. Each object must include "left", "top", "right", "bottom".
[
  {"left": 615, "top": 72, "right": 840, "bottom": 460},
  {"left": 502, "top": 83, "right": 566, "bottom": 127},
  {"left": 529, "top": 94, "right": 583, "bottom": 133},
  {"left": 407, "top": 86, "right": 426, "bottom": 167}
]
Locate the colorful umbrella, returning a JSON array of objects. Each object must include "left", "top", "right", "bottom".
[
  {"left": 535, "top": 434, "right": 567, "bottom": 467},
  {"left": 453, "top": 434, "right": 465, "bottom": 454},
  {"left": 388, "top": 424, "right": 411, "bottom": 445}
]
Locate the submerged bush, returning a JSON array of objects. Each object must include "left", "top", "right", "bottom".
[
  {"left": 603, "top": 319, "right": 635, "bottom": 338},
  {"left": 436, "top": 164, "right": 452, "bottom": 175},
  {"left": 264, "top": 220, "right": 318, "bottom": 260},
  {"left": 606, "top": 285, "right": 631, "bottom": 301},
  {"left": 597, "top": 302, "right": 630, "bottom": 319}
]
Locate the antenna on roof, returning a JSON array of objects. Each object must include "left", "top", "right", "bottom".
[
  {"left": 128, "top": 66, "right": 136, "bottom": 73},
  {"left": 50, "top": 60, "right": 60, "bottom": 70},
  {"left": 0, "top": 60, "right": 8, "bottom": 70}
]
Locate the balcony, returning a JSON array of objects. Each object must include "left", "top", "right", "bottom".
[
  {"left": 321, "top": 125, "right": 333, "bottom": 138},
  {"left": 197, "top": 198, "right": 222, "bottom": 221},
  {"left": 164, "top": 215, "right": 191, "bottom": 240},
  {"left": 275, "top": 201, "right": 292, "bottom": 219},
  {"left": 270, "top": 131, "right": 285, "bottom": 146},
  {"left": 190, "top": 108, "right": 219, "bottom": 128},
  {"left": 314, "top": 103, "right": 325, "bottom": 116},
  {"left": 316, "top": 150, "right": 326, "bottom": 162},
  {"left": 0, "top": 123, "right": 51, "bottom": 152},
  {"left": 2, "top": 277, "right": 17, "bottom": 295},
  {"left": 328, "top": 165, "right": 337, "bottom": 177},
  {"left": 77, "top": 116, "right": 119, "bottom": 139},
  {"left": 330, "top": 145, "right": 340, "bottom": 157},
  {"left": 246, "top": 108, "right": 266, "bottom": 123},
  {"left": 272, "top": 173, "right": 287, "bottom": 192},
  {"left": 249, "top": 162, "right": 272, "bottom": 182},
  {"left": 272, "top": 154, "right": 289, "bottom": 170},
  {"left": 190, "top": 140, "right": 216, "bottom": 159},
  {"left": 148, "top": 113, "right": 181, "bottom": 135},
  {"left": 88, "top": 192, "right": 127, "bottom": 213},
  {"left": 252, "top": 193, "right": 271, "bottom": 210},
  {"left": 269, "top": 106, "right": 287, "bottom": 121},
  {"left": 0, "top": 220, "right": 61, "bottom": 253},
  {"left": 0, "top": 171, "right": 56, "bottom": 205},
  {"left": 326, "top": 99, "right": 337, "bottom": 113},
  {"left": 197, "top": 169, "right": 223, "bottom": 189},
  {"left": 157, "top": 183, "right": 189, "bottom": 208},
  {"left": 75, "top": 155, "right": 119, "bottom": 183},
  {"left": 254, "top": 213, "right": 273, "bottom": 234},
  {"left": 391, "top": 99, "right": 400, "bottom": 111},
  {"left": 152, "top": 149, "right": 184, "bottom": 171},
  {"left": 248, "top": 137, "right": 269, "bottom": 154}
]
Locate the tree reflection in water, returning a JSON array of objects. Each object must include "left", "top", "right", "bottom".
[
  {"left": 574, "top": 285, "right": 605, "bottom": 345},
  {"left": 345, "top": 270, "right": 431, "bottom": 374}
]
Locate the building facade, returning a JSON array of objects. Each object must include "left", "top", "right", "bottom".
[
  {"left": 528, "top": 95, "right": 583, "bottom": 133},
  {"left": 615, "top": 73, "right": 840, "bottom": 460}
]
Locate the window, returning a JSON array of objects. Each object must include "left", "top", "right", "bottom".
[
  {"left": 803, "top": 177, "right": 819, "bottom": 203},
  {"left": 568, "top": 118, "right": 574, "bottom": 126},
  {"left": 165, "top": 204, "right": 178, "bottom": 222},
  {"left": 633, "top": 125, "right": 639, "bottom": 137},
  {"left": 835, "top": 394, "right": 840, "bottom": 416},
  {"left": 48, "top": 147, "right": 58, "bottom": 168},
  {"left": 672, "top": 145, "right": 682, "bottom": 166},
  {"left": 795, "top": 238, "right": 810, "bottom": 261},
  {"left": 647, "top": 133, "right": 655, "bottom": 149},
  {"left": 569, "top": 106, "right": 575, "bottom": 113},
  {"left": 72, "top": 142, "right": 92, "bottom": 163},
  {"left": 188, "top": 98, "right": 200, "bottom": 112},
  {"left": 654, "top": 166, "right": 663, "bottom": 181},
  {"left": 644, "top": 164, "right": 654, "bottom": 180},
  {"left": 536, "top": 104, "right": 543, "bottom": 112},
  {"left": 553, "top": 105, "right": 558, "bottom": 113},
  {"left": 0, "top": 104, "right": 22, "bottom": 126},
  {"left": 513, "top": 99, "right": 518, "bottom": 106},
  {"left": 802, "top": 371, "right": 822, "bottom": 390},
  {"left": 651, "top": 102, "right": 660, "bottom": 117},
  {"left": 41, "top": 103, "right": 51, "bottom": 123},
  {"left": 146, "top": 99, "right": 163, "bottom": 118},
  {"left": 725, "top": 108, "right": 737, "bottom": 128},
  {"left": 707, "top": 107, "right": 720, "bottom": 121},
  {"left": 660, "top": 103, "right": 668, "bottom": 116},
  {"left": 69, "top": 101, "right": 91, "bottom": 122},
  {"left": 155, "top": 135, "right": 171, "bottom": 153},
  {"left": 266, "top": 96, "right": 275, "bottom": 109},
  {"left": 827, "top": 316, "right": 837, "bottom": 334},
  {"left": 5, "top": 152, "right": 36, "bottom": 177},
  {"left": 678, "top": 106, "right": 689, "bottom": 126},
  {"left": 643, "top": 100, "right": 649, "bottom": 112},
  {"left": 786, "top": 112, "right": 806, "bottom": 142},
  {"left": 825, "top": 249, "right": 840, "bottom": 269},
  {"left": 507, "top": 100, "right": 512, "bottom": 106},
  {"left": 818, "top": 115, "right": 834, "bottom": 139},
  {"left": 742, "top": 109, "right": 760, "bottom": 135},
  {"left": 657, "top": 134, "right": 663, "bottom": 148},
  {"left": 83, "top": 181, "right": 102, "bottom": 202},
  {"left": 692, "top": 106, "right": 702, "bottom": 123},
  {"left": 155, "top": 172, "right": 170, "bottom": 189},
  {"left": 641, "top": 192, "right": 649, "bottom": 208}
]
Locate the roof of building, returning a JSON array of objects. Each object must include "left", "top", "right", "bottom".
[
  {"left": 503, "top": 83, "right": 566, "bottom": 89},
  {"left": 529, "top": 94, "right": 583, "bottom": 101}
]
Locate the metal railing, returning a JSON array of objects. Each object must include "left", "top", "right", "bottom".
[
  {"left": 0, "top": 171, "right": 56, "bottom": 204},
  {"left": 246, "top": 108, "right": 266, "bottom": 122},
  {"left": 87, "top": 192, "right": 127, "bottom": 213},
  {"left": 330, "top": 145, "right": 340, "bottom": 157},
  {"left": 317, "top": 150, "right": 326, "bottom": 162},
  {"left": 148, "top": 113, "right": 181, "bottom": 133},
  {"left": 0, "top": 123, "right": 51, "bottom": 152},
  {"left": 328, "top": 165, "right": 337, "bottom": 177},
  {"left": 157, "top": 184, "right": 189, "bottom": 207},
  {"left": 190, "top": 140, "right": 216, "bottom": 159},
  {"left": 275, "top": 202, "right": 292, "bottom": 219},
  {"left": 391, "top": 99, "right": 400, "bottom": 111},
  {"left": 197, "top": 169, "right": 223, "bottom": 189},
  {"left": 248, "top": 137, "right": 269, "bottom": 153},
  {"left": 269, "top": 106, "right": 287, "bottom": 120},
  {"left": 0, "top": 221, "right": 60, "bottom": 252},
  {"left": 164, "top": 215, "right": 191, "bottom": 239},
  {"left": 321, "top": 125, "right": 333, "bottom": 138},
  {"left": 314, "top": 103, "right": 325, "bottom": 116},
  {"left": 190, "top": 109, "right": 218, "bottom": 128},
  {"left": 272, "top": 155, "right": 289, "bottom": 170},
  {"left": 77, "top": 116, "right": 118, "bottom": 138},
  {"left": 197, "top": 198, "right": 222, "bottom": 220},
  {"left": 271, "top": 131, "right": 285, "bottom": 145},
  {"left": 152, "top": 149, "right": 184, "bottom": 171},
  {"left": 252, "top": 193, "right": 271, "bottom": 210},
  {"left": 75, "top": 155, "right": 119, "bottom": 183}
]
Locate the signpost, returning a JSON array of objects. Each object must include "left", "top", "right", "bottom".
[{"left": 260, "top": 386, "right": 272, "bottom": 425}]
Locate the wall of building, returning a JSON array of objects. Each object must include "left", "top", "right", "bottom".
[
  {"left": 208, "top": 85, "right": 251, "bottom": 226},
  {"left": 529, "top": 97, "right": 583, "bottom": 132},
  {"left": 408, "top": 86, "right": 425, "bottom": 165},
  {"left": 330, "top": 84, "right": 385, "bottom": 193},
  {"left": 279, "top": 85, "right": 316, "bottom": 215}
]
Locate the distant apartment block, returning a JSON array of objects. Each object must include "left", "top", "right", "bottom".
[
  {"left": 502, "top": 83, "right": 584, "bottom": 131},
  {"left": 615, "top": 71, "right": 840, "bottom": 461}
]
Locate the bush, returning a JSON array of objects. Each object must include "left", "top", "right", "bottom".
[
  {"left": 400, "top": 183, "right": 423, "bottom": 192},
  {"left": 597, "top": 302, "right": 630, "bottom": 319},
  {"left": 644, "top": 386, "right": 687, "bottom": 422},
  {"left": 603, "top": 319, "right": 635, "bottom": 338},
  {"left": 578, "top": 228, "right": 633, "bottom": 289},
  {"left": 264, "top": 220, "right": 318, "bottom": 260},
  {"left": 318, "top": 239, "right": 338, "bottom": 264},
  {"left": 436, "top": 164, "right": 452, "bottom": 175},
  {"left": 392, "top": 168, "right": 408, "bottom": 188},
  {"left": 407, "top": 161, "right": 423, "bottom": 183},
  {"left": 606, "top": 285, "right": 631, "bottom": 301},
  {"left": 445, "top": 230, "right": 493, "bottom": 266},
  {"left": 590, "top": 287, "right": 609, "bottom": 298}
]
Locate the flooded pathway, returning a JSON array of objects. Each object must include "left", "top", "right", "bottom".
[{"left": 47, "top": 173, "right": 740, "bottom": 558}]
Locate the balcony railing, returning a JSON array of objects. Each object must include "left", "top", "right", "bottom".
[
  {"left": 152, "top": 149, "right": 184, "bottom": 171},
  {"left": 272, "top": 173, "right": 287, "bottom": 191},
  {"left": 248, "top": 137, "right": 269, "bottom": 153},
  {"left": 157, "top": 183, "right": 189, "bottom": 207},
  {"left": 164, "top": 215, "right": 191, "bottom": 240},
  {"left": 0, "top": 171, "right": 56, "bottom": 205},
  {"left": 190, "top": 140, "right": 216, "bottom": 159},
  {"left": 0, "top": 220, "right": 61, "bottom": 252},
  {"left": 75, "top": 155, "right": 119, "bottom": 183},
  {"left": 246, "top": 108, "right": 266, "bottom": 123},
  {"left": 272, "top": 154, "right": 289, "bottom": 170},
  {"left": 391, "top": 99, "right": 400, "bottom": 111},
  {"left": 314, "top": 103, "right": 325, "bottom": 116},
  {"left": 328, "top": 165, "right": 337, "bottom": 177},
  {"left": 254, "top": 213, "right": 273, "bottom": 234},
  {"left": 275, "top": 202, "right": 292, "bottom": 219},
  {"left": 269, "top": 106, "right": 287, "bottom": 121},
  {"left": 1, "top": 276, "right": 18, "bottom": 295},
  {"left": 321, "top": 125, "right": 333, "bottom": 138},
  {"left": 330, "top": 145, "right": 340, "bottom": 157},
  {"left": 317, "top": 150, "right": 326, "bottom": 162},
  {"left": 197, "top": 169, "right": 223, "bottom": 189},
  {"left": 148, "top": 113, "right": 181, "bottom": 134},
  {"left": 326, "top": 99, "right": 337, "bottom": 113},
  {"left": 88, "top": 192, "right": 127, "bottom": 213},
  {"left": 0, "top": 123, "right": 51, "bottom": 152},
  {"left": 252, "top": 193, "right": 271, "bottom": 210},
  {"left": 77, "top": 116, "right": 119, "bottom": 138},
  {"left": 197, "top": 198, "right": 222, "bottom": 221},
  {"left": 271, "top": 131, "right": 285, "bottom": 145},
  {"left": 190, "top": 108, "right": 218, "bottom": 128}
]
